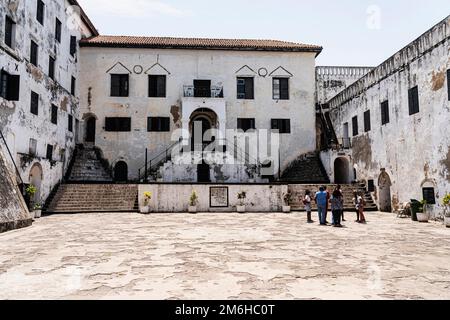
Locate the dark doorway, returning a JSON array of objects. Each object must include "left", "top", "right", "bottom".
[
  {"left": 191, "top": 117, "right": 212, "bottom": 152},
  {"left": 334, "top": 158, "right": 350, "bottom": 184},
  {"left": 197, "top": 161, "right": 211, "bottom": 183},
  {"left": 114, "top": 161, "right": 128, "bottom": 182},
  {"left": 194, "top": 80, "right": 211, "bottom": 98},
  {"left": 86, "top": 117, "right": 96, "bottom": 143}
]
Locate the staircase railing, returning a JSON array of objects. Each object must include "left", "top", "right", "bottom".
[{"left": 0, "top": 129, "right": 24, "bottom": 187}]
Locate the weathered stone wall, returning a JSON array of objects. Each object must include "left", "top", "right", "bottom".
[
  {"left": 0, "top": 146, "right": 31, "bottom": 233},
  {"left": 79, "top": 47, "right": 318, "bottom": 181},
  {"left": 0, "top": 0, "right": 95, "bottom": 204},
  {"left": 138, "top": 184, "right": 287, "bottom": 213},
  {"left": 327, "top": 16, "right": 450, "bottom": 215}
]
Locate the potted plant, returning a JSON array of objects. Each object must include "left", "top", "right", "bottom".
[
  {"left": 415, "top": 200, "right": 429, "bottom": 223},
  {"left": 25, "top": 184, "right": 37, "bottom": 216},
  {"left": 443, "top": 193, "right": 450, "bottom": 228},
  {"left": 283, "top": 191, "right": 293, "bottom": 213},
  {"left": 34, "top": 204, "right": 42, "bottom": 219},
  {"left": 140, "top": 191, "right": 152, "bottom": 214},
  {"left": 189, "top": 190, "right": 199, "bottom": 214},
  {"left": 237, "top": 191, "right": 247, "bottom": 213}
]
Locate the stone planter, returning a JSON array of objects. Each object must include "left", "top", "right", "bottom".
[
  {"left": 237, "top": 205, "right": 246, "bottom": 213},
  {"left": 444, "top": 216, "right": 450, "bottom": 228},
  {"left": 188, "top": 206, "right": 197, "bottom": 214},
  {"left": 140, "top": 206, "right": 150, "bottom": 214},
  {"left": 34, "top": 210, "right": 42, "bottom": 219},
  {"left": 417, "top": 211, "right": 429, "bottom": 223},
  {"left": 29, "top": 211, "right": 35, "bottom": 219},
  {"left": 282, "top": 206, "right": 291, "bottom": 213}
]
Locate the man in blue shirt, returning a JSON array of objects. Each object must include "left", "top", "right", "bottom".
[{"left": 315, "top": 186, "right": 328, "bottom": 225}]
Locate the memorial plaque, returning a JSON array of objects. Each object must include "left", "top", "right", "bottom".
[{"left": 210, "top": 187, "right": 229, "bottom": 208}]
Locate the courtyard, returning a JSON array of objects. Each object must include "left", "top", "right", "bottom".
[{"left": 0, "top": 211, "right": 449, "bottom": 300}]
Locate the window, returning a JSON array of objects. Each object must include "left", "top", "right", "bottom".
[
  {"left": 0, "top": 70, "right": 20, "bottom": 101},
  {"left": 105, "top": 117, "right": 131, "bottom": 132},
  {"left": 110, "top": 74, "right": 129, "bottom": 97},
  {"left": 71, "top": 77, "right": 76, "bottom": 95},
  {"left": 237, "top": 118, "right": 256, "bottom": 132},
  {"left": 37, "top": 0, "right": 45, "bottom": 25},
  {"left": 352, "top": 116, "right": 358, "bottom": 136},
  {"left": 147, "top": 117, "right": 170, "bottom": 132},
  {"left": 381, "top": 100, "right": 390, "bottom": 125},
  {"left": 68, "top": 114, "right": 73, "bottom": 132},
  {"left": 148, "top": 75, "right": 166, "bottom": 98},
  {"left": 422, "top": 187, "right": 436, "bottom": 205},
  {"left": 447, "top": 69, "right": 450, "bottom": 101},
  {"left": 29, "top": 139, "right": 37, "bottom": 156},
  {"left": 237, "top": 77, "right": 254, "bottom": 99},
  {"left": 367, "top": 180, "right": 375, "bottom": 192},
  {"left": 273, "top": 78, "right": 289, "bottom": 100},
  {"left": 48, "top": 56, "right": 55, "bottom": 80},
  {"left": 5, "top": 16, "right": 15, "bottom": 48},
  {"left": 55, "top": 18, "right": 62, "bottom": 43},
  {"left": 51, "top": 104, "right": 58, "bottom": 124},
  {"left": 30, "top": 91, "right": 39, "bottom": 115},
  {"left": 46, "top": 144, "right": 53, "bottom": 161},
  {"left": 271, "top": 119, "right": 291, "bottom": 134},
  {"left": 30, "top": 40, "right": 38, "bottom": 66},
  {"left": 70, "top": 36, "right": 77, "bottom": 56},
  {"left": 408, "top": 86, "right": 419, "bottom": 115},
  {"left": 364, "top": 110, "right": 371, "bottom": 132}
]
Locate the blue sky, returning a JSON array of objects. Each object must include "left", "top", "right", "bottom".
[{"left": 77, "top": 0, "right": 450, "bottom": 66}]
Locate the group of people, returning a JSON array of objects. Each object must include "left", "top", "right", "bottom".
[{"left": 302, "top": 186, "right": 367, "bottom": 227}]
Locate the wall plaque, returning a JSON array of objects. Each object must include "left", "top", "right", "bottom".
[{"left": 210, "top": 187, "right": 229, "bottom": 208}]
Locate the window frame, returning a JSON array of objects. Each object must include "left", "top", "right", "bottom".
[
  {"left": 30, "top": 91, "right": 39, "bottom": 116},
  {"left": 37, "top": 0, "right": 45, "bottom": 26},
  {"left": 51, "top": 104, "right": 58, "bottom": 125},
  {"left": 352, "top": 116, "right": 358, "bottom": 137},
  {"left": 408, "top": 86, "right": 420, "bottom": 115},
  {"left": 422, "top": 187, "right": 436, "bottom": 205},
  {"left": 110, "top": 74, "right": 129, "bottom": 97},
  {"left": 237, "top": 77, "right": 254, "bottom": 100},
  {"left": 364, "top": 110, "right": 371, "bottom": 133},
  {"left": 5, "top": 16, "right": 15, "bottom": 49},
  {"left": 272, "top": 77, "right": 289, "bottom": 100},
  {"left": 237, "top": 118, "right": 256, "bottom": 132},
  {"left": 70, "top": 36, "right": 77, "bottom": 57},
  {"left": 46, "top": 144, "right": 53, "bottom": 161},
  {"left": 381, "top": 100, "right": 390, "bottom": 125},
  {"left": 30, "top": 40, "right": 39, "bottom": 66},
  {"left": 48, "top": 55, "right": 55, "bottom": 80},
  {"left": 105, "top": 117, "right": 132, "bottom": 132},
  {"left": 271, "top": 119, "right": 291, "bottom": 134},
  {"left": 55, "top": 18, "right": 62, "bottom": 43},
  {"left": 147, "top": 117, "right": 171, "bottom": 132},
  {"left": 148, "top": 75, "right": 167, "bottom": 98},
  {"left": 71, "top": 76, "right": 76, "bottom": 96},
  {"left": 68, "top": 114, "right": 73, "bottom": 132},
  {"left": 0, "top": 70, "right": 20, "bottom": 101}
]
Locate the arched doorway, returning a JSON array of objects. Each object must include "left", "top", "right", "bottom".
[
  {"left": 86, "top": 117, "right": 96, "bottom": 143},
  {"left": 378, "top": 170, "right": 392, "bottom": 212},
  {"left": 334, "top": 157, "right": 350, "bottom": 184},
  {"left": 29, "top": 163, "right": 43, "bottom": 206},
  {"left": 189, "top": 108, "right": 218, "bottom": 152},
  {"left": 114, "top": 161, "right": 128, "bottom": 182}
]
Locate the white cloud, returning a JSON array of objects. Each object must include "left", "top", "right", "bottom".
[{"left": 78, "top": 0, "right": 191, "bottom": 18}]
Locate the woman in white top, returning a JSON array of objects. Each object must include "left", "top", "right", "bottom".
[{"left": 303, "top": 190, "right": 314, "bottom": 223}]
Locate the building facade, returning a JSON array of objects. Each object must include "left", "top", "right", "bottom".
[
  {"left": 79, "top": 37, "right": 322, "bottom": 182},
  {"left": 0, "top": 0, "right": 97, "bottom": 205}
]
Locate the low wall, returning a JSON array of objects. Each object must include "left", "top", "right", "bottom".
[{"left": 138, "top": 184, "right": 288, "bottom": 213}]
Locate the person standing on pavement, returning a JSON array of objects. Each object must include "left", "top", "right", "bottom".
[{"left": 315, "top": 187, "right": 328, "bottom": 226}]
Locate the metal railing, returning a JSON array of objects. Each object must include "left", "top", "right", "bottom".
[
  {"left": 183, "top": 85, "right": 224, "bottom": 98},
  {"left": 0, "top": 129, "right": 24, "bottom": 186}
]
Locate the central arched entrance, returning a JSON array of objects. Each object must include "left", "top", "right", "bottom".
[
  {"left": 114, "top": 161, "right": 128, "bottom": 182},
  {"left": 86, "top": 117, "right": 96, "bottom": 143},
  {"left": 334, "top": 157, "right": 350, "bottom": 184},
  {"left": 378, "top": 170, "right": 392, "bottom": 212}
]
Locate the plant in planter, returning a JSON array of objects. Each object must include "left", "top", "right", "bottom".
[
  {"left": 282, "top": 191, "right": 293, "bottom": 213},
  {"left": 140, "top": 191, "right": 152, "bottom": 214},
  {"left": 189, "top": 190, "right": 199, "bottom": 213},
  {"left": 25, "top": 184, "right": 37, "bottom": 214},
  {"left": 237, "top": 191, "right": 247, "bottom": 213},
  {"left": 414, "top": 199, "right": 429, "bottom": 223},
  {"left": 33, "top": 203, "right": 42, "bottom": 219},
  {"left": 443, "top": 193, "right": 450, "bottom": 228}
]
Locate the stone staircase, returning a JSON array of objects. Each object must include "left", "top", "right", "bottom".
[
  {"left": 46, "top": 184, "right": 139, "bottom": 214},
  {"left": 68, "top": 144, "right": 112, "bottom": 182},
  {"left": 281, "top": 152, "right": 330, "bottom": 183},
  {"left": 289, "top": 183, "right": 378, "bottom": 212}
]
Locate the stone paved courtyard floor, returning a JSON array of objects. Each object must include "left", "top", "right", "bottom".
[{"left": 0, "top": 211, "right": 449, "bottom": 300}]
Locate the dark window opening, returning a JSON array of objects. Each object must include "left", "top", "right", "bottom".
[
  {"left": 237, "top": 77, "right": 254, "bottom": 100},
  {"left": 0, "top": 70, "right": 20, "bottom": 101},
  {"left": 5, "top": 16, "right": 15, "bottom": 48},
  {"left": 70, "top": 36, "right": 77, "bottom": 56},
  {"left": 30, "top": 40, "right": 39, "bottom": 66},
  {"left": 148, "top": 75, "right": 166, "bottom": 98},
  {"left": 352, "top": 116, "right": 358, "bottom": 136},
  {"left": 68, "top": 114, "right": 73, "bottom": 132},
  {"left": 273, "top": 78, "right": 289, "bottom": 100},
  {"left": 381, "top": 100, "right": 390, "bottom": 125},
  {"left": 447, "top": 69, "right": 450, "bottom": 101},
  {"left": 37, "top": 0, "right": 45, "bottom": 25},
  {"left": 55, "top": 18, "right": 62, "bottom": 43},
  {"left": 147, "top": 117, "right": 170, "bottom": 132},
  {"left": 422, "top": 187, "right": 436, "bottom": 205},
  {"left": 29, "top": 139, "right": 37, "bottom": 156},
  {"left": 30, "top": 91, "right": 39, "bottom": 115},
  {"left": 364, "top": 110, "right": 371, "bottom": 132},
  {"left": 194, "top": 80, "right": 211, "bottom": 98},
  {"left": 48, "top": 56, "right": 55, "bottom": 80},
  {"left": 237, "top": 118, "right": 256, "bottom": 132},
  {"left": 271, "top": 119, "right": 291, "bottom": 134},
  {"left": 71, "top": 76, "right": 76, "bottom": 95},
  {"left": 51, "top": 104, "right": 58, "bottom": 124},
  {"left": 367, "top": 180, "right": 375, "bottom": 192},
  {"left": 46, "top": 144, "right": 53, "bottom": 161},
  {"left": 408, "top": 86, "right": 420, "bottom": 115},
  {"left": 110, "top": 74, "right": 129, "bottom": 97},
  {"left": 105, "top": 117, "right": 131, "bottom": 132}
]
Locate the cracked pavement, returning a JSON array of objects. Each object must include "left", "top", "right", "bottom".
[{"left": 0, "top": 212, "right": 449, "bottom": 300}]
